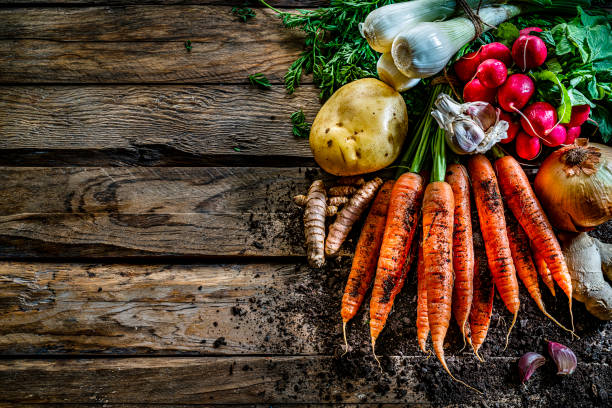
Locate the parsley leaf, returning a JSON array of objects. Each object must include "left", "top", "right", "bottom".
[
  {"left": 495, "top": 23, "right": 519, "bottom": 47},
  {"left": 232, "top": 6, "right": 256, "bottom": 22},
  {"left": 184, "top": 40, "right": 192, "bottom": 52},
  {"left": 291, "top": 109, "right": 311, "bottom": 139},
  {"left": 248, "top": 73, "right": 271, "bottom": 89}
]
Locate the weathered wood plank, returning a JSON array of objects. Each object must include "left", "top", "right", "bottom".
[
  {"left": 1, "top": 0, "right": 327, "bottom": 6},
  {"left": 0, "top": 85, "right": 318, "bottom": 166},
  {"left": 0, "top": 262, "right": 323, "bottom": 355},
  {"left": 0, "top": 7, "right": 303, "bottom": 83},
  {"left": 0, "top": 6, "right": 299, "bottom": 42},
  {"left": 0, "top": 167, "right": 333, "bottom": 257},
  {"left": 0, "top": 357, "right": 609, "bottom": 405}
]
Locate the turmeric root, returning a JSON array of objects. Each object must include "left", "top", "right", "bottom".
[
  {"left": 304, "top": 180, "right": 327, "bottom": 268},
  {"left": 325, "top": 177, "right": 384, "bottom": 256},
  {"left": 328, "top": 196, "right": 349, "bottom": 207},
  {"left": 294, "top": 194, "right": 308, "bottom": 206},
  {"left": 295, "top": 194, "right": 343, "bottom": 215},
  {"left": 329, "top": 186, "right": 357, "bottom": 197},
  {"left": 326, "top": 206, "right": 338, "bottom": 217},
  {"left": 337, "top": 176, "right": 365, "bottom": 186},
  {"left": 562, "top": 232, "right": 612, "bottom": 320}
]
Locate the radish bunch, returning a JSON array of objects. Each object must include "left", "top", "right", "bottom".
[{"left": 453, "top": 31, "right": 591, "bottom": 161}]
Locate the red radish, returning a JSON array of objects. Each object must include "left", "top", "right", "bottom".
[
  {"left": 512, "top": 35, "right": 547, "bottom": 71},
  {"left": 564, "top": 126, "right": 581, "bottom": 144},
  {"left": 497, "top": 74, "right": 535, "bottom": 112},
  {"left": 480, "top": 42, "right": 513, "bottom": 66},
  {"left": 568, "top": 105, "right": 590, "bottom": 127},
  {"left": 520, "top": 102, "right": 557, "bottom": 139},
  {"left": 499, "top": 111, "right": 519, "bottom": 144},
  {"left": 515, "top": 131, "right": 541, "bottom": 160},
  {"left": 476, "top": 59, "right": 507, "bottom": 89},
  {"left": 455, "top": 51, "right": 481, "bottom": 82},
  {"left": 463, "top": 78, "right": 497, "bottom": 103},
  {"left": 519, "top": 27, "right": 543, "bottom": 36},
  {"left": 542, "top": 125, "right": 566, "bottom": 147}
]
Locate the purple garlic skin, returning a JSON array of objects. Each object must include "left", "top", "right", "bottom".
[
  {"left": 519, "top": 352, "right": 546, "bottom": 383},
  {"left": 548, "top": 341, "right": 577, "bottom": 375}
]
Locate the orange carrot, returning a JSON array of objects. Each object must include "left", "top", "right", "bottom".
[
  {"left": 506, "top": 216, "right": 572, "bottom": 333},
  {"left": 532, "top": 245, "right": 556, "bottom": 297},
  {"left": 469, "top": 255, "right": 494, "bottom": 361},
  {"left": 468, "top": 154, "right": 519, "bottom": 347},
  {"left": 494, "top": 155, "right": 574, "bottom": 331},
  {"left": 445, "top": 164, "right": 474, "bottom": 346},
  {"left": 422, "top": 181, "right": 460, "bottom": 382},
  {"left": 416, "top": 238, "right": 429, "bottom": 354},
  {"left": 369, "top": 172, "right": 423, "bottom": 358},
  {"left": 341, "top": 180, "right": 395, "bottom": 351}
]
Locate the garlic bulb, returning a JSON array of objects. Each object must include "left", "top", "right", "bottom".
[
  {"left": 391, "top": 5, "right": 521, "bottom": 78},
  {"left": 377, "top": 53, "right": 421, "bottom": 92},
  {"left": 431, "top": 93, "right": 508, "bottom": 154}
]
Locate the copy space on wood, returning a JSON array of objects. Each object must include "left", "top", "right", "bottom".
[
  {"left": 0, "top": 7, "right": 304, "bottom": 83},
  {"left": 0, "top": 85, "right": 317, "bottom": 167}
]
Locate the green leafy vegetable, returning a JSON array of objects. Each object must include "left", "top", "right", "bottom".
[
  {"left": 495, "top": 22, "right": 519, "bottom": 47},
  {"left": 530, "top": 70, "right": 572, "bottom": 123},
  {"left": 232, "top": 6, "right": 256, "bottom": 22},
  {"left": 184, "top": 40, "right": 192, "bottom": 52},
  {"left": 291, "top": 109, "right": 311, "bottom": 138},
  {"left": 248, "top": 73, "right": 271, "bottom": 89}
]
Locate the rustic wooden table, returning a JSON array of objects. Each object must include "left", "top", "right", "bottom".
[{"left": 0, "top": 1, "right": 610, "bottom": 406}]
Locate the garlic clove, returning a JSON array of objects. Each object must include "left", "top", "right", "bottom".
[
  {"left": 465, "top": 102, "right": 497, "bottom": 131},
  {"left": 518, "top": 352, "right": 546, "bottom": 383},
  {"left": 548, "top": 341, "right": 577, "bottom": 375}
]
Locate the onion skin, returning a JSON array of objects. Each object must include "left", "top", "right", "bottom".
[{"left": 534, "top": 140, "right": 612, "bottom": 232}]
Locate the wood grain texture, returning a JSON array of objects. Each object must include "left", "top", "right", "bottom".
[
  {"left": 0, "top": 85, "right": 318, "bottom": 166},
  {"left": 0, "top": 7, "right": 304, "bottom": 83},
  {"left": 0, "top": 167, "right": 337, "bottom": 257},
  {"left": 1, "top": 0, "right": 327, "bottom": 6},
  {"left": 3, "top": 357, "right": 607, "bottom": 405},
  {"left": 0, "top": 262, "right": 325, "bottom": 355}
]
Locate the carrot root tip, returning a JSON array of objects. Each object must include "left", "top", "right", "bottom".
[
  {"left": 341, "top": 321, "right": 349, "bottom": 357},
  {"left": 474, "top": 348, "right": 485, "bottom": 363},
  {"left": 504, "top": 311, "right": 518, "bottom": 351},
  {"left": 371, "top": 339, "right": 383, "bottom": 373}
]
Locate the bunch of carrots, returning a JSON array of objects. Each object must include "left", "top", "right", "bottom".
[{"left": 335, "top": 86, "right": 576, "bottom": 391}]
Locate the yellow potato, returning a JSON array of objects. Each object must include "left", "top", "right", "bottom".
[{"left": 309, "top": 78, "right": 408, "bottom": 176}]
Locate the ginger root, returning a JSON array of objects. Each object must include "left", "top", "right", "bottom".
[
  {"left": 304, "top": 180, "right": 327, "bottom": 268},
  {"left": 325, "top": 177, "right": 383, "bottom": 256},
  {"left": 561, "top": 232, "right": 612, "bottom": 320}
]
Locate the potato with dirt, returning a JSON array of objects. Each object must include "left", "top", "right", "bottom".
[{"left": 309, "top": 78, "right": 408, "bottom": 176}]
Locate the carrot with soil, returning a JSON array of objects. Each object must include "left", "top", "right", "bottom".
[
  {"left": 494, "top": 155, "right": 575, "bottom": 332},
  {"left": 469, "top": 255, "right": 494, "bottom": 362},
  {"left": 468, "top": 154, "right": 519, "bottom": 348},
  {"left": 340, "top": 179, "right": 394, "bottom": 352},
  {"left": 422, "top": 127, "right": 479, "bottom": 393},
  {"left": 303, "top": 180, "right": 327, "bottom": 268},
  {"left": 506, "top": 215, "right": 572, "bottom": 333},
  {"left": 445, "top": 163, "right": 474, "bottom": 347},
  {"left": 326, "top": 177, "right": 384, "bottom": 256},
  {"left": 416, "top": 238, "right": 429, "bottom": 354},
  {"left": 369, "top": 86, "right": 447, "bottom": 361},
  {"left": 533, "top": 247, "right": 556, "bottom": 297}
]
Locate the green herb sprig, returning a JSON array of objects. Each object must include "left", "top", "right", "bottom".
[
  {"left": 291, "top": 109, "right": 311, "bottom": 138},
  {"left": 248, "top": 73, "right": 272, "bottom": 89},
  {"left": 184, "top": 40, "right": 192, "bottom": 52},
  {"left": 232, "top": 6, "right": 256, "bottom": 22}
]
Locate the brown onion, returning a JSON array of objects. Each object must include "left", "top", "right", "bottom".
[{"left": 534, "top": 139, "right": 612, "bottom": 232}]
